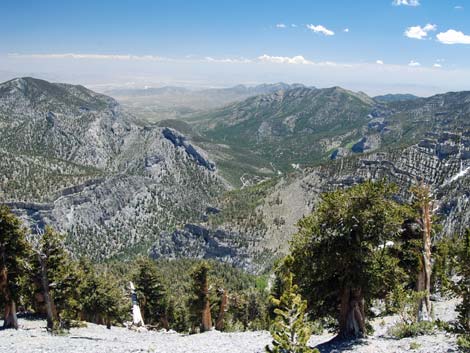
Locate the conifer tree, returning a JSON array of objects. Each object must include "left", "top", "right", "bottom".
[
  {"left": 188, "top": 261, "right": 212, "bottom": 332},
  {"left": 456, "top": 229, "right": 470, "bottom": 351},
  {"left": 0, "top": 206, "right": 29, "bottom": 329},
  {"left": 79, "top": 259, "right": 127, "bottom": 328},
  {"left": 266, "top": 256, "right": 318, "bottom": 353},
  {"left": 30, "top": 226, "right": 80, "bottom": 331},
  {"left": 290, "top": 181, "right": 410, "bottom": 338},
  {"left": 133, "top": 257, "right": 169, "bottom": 329}
]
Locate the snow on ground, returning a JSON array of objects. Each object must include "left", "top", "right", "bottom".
[{"left": 0, "top": 299, "right": 460, "bottom": 353}]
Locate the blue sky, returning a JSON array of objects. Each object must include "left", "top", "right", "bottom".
[{"left": 1, "top": 0, "right": 470, "bottom": 95}]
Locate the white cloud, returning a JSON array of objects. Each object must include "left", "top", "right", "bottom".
[
  {"left": 8, "top": 53, "right": 168, "bottom": 61},
  {"left": 291, "top": 24, "right": 298, "bottom": 28},
  {"left": 433, "top": 63, "right": 442, "bottom": 68},
  {"left": 376, "top": 60, "right": 384, "bottom": 65},
  {"left": 306, "top": 24, "right": 335, "bottom": 36},
  {"left": 404, "top": 24, "right": 437, "bottom": 40},
  {"left": 454, "top": 5, "right": 464, "bottom": 10},
  {"left": 204, "top": 56, "right": 252, "bottom": 64},
  {"left": 276, "top": 23, "right": 286, "bottom": 28},
  {"left": 408, "top": 60, "right": 421, "bottom": 67},
  {"left": 393, "top": 0, "right": 420, "bottom": 6},
  {"left": 343, "top": 28, "right": 350, "bottom": 33},
  {"left": 257, "top": 54, "right": 314, "bottom": 65},
  {"left": 437, "top": 29, "right": 470, "bottom": 44}
]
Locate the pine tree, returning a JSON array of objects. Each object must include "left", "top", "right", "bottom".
[
  {"left": 290, "top": 181, "right": 410, "bottom": 338},
  {"left": 0, "top": 206, "right": 30, "bottom": 329},
  {"left": 456, "top": 229, "right": 470, "bottom": 352},
  {"left": 79, "top": 259, "right": 127, "bottom": 328},
  {"left": 133, "top": 257, "right": 169, "bottom": 329},
  {"left": 188, "top": 261, "right": 212, "bottom": 332},
  {"left": 266, "top": 256, "right": 318, "bottom": 353}
]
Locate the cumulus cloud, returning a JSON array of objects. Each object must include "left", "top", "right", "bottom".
[
  {"left": 343, "top": 28, "right": 350, "bottom": 33},
  {"left": 291, "top": 24, "right": 298, "bottom": 28},
  {"left": 433, "top": 63, "right": 442, "bottom": 68},
  {"left": 257, "top": 54, "right": 314, "bottom": 65},
  {"left": 276, "top": 23, "right": 286, "bottom": 28},
  {"left": 306, "top": 24, "right": 335, "bottom": 36},
  {"left": 393, "top": 0, "right": 420, "bottom": 6},
  {"left": 376, "top": 60, "right": 384, "bottom": 65},
  {"left": 436, "top": 29, "right": 470, "bottom": 44},
  {"left": 404, "top": 24, "right": 437, "bottom": 40},
  {"left": 408, "top": 60, "right": 421, "bottom": 67}
]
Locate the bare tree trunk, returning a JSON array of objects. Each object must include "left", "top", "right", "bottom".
[
  {"left": 201, "top": 280, "right": 212, "bottom": 332},
  {"left": 1, "top": 265, "right": 18, "bottom": 330},
  {"left": 39, "top": 255, "right": 57, "bottom": 331},
  {"left": 416, "top": 185, "right": 432, "bottom": 322},
  {"left": 339, "top": 287, "right": 366, "bottom": 338},
  {"left": 160, "top": 312, "right": 170, "bottom": 330},
  {"left": 3, "top": 299, "right": 18, "bottom": 329},
  {"left": 215, "top": 289, "right": 228, "bottom": 331}
]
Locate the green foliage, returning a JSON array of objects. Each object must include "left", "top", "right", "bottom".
[
  {"left": 188, "top": 261, "right": 211, "bottom": 332},
  {"left": 0, "top": 205, "right": 30, "bottom": 303},
  {"left": 133, "top": 257, "right": 169, "bottom": 328},
  {"left": 456, "top": 230, "right": 470, "bottom": 335},
  {"left": 431, "top": 235, "right": 461, "bottom": 296},
  {"left": 79, "top": 259, "right": 129, "bottom": 328},
  {"left": 386, "top": 287, "right": 427, "bottom": 324},
  {"left": 266, "top": 256, "right": 318, "bottom": 353},
  {"left": 388, "top": 321, "right": 434, "bottom": 339},
  {"left": 289, "top": 181, "right": 411, "bottom": 334},
  {"left": 457, "top": 335, "right": 470, "bottom": 353},
  {"left": 409, "top": 341, "right": 422, "bottom": 350}
]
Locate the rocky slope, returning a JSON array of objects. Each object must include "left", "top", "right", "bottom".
[
  {"left": 201, "top": 130, "right": 470, "bottom": 272},
  {"left": 0, "top": 298, "right": 459, "bottom": 353},
  {"left": 0, "top": 77, "right": 226, "bottom": 260},
  {"left": 1, "top": 77, "right": 469, "bottom": 273}
]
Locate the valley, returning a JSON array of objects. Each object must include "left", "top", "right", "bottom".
[{"left": 1, "top": 77, "right": 469, "bottom": 272}]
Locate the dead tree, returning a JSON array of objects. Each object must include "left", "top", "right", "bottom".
[
  {"left": 215, "top": 288, "right": 228, "bottom": 331},
  {"left": 413, "top": 183, "right": 433, "bottom": 322}
]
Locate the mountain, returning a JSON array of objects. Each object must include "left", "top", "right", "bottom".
[
  {"left": 2, "top": 77, "right": 470, "bottom": 274},
  {"left": 0, "top": 77, "right": 228, "bottom": 262},
  {"left": 199, "top": 130, "right": 470, "bottom": 271},
  {"left": 106, "top": 83, "right": 306, "bottom": 122},
  {"left": 373, "top": 93, "right": 420, "bottom": 103},
  {"left": 186, "top": 87, "right": 470, "bottom": 187}
]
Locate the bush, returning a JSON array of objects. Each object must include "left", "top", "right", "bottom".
[
  {"left": 388, "top": 321, "right": 434, "bottom": 339},
  {"left": 457, "top": 335, "right": 470, "bottom": 353},
  {"left": 409, "top": 342, "right": 421, "bottom": 350}
]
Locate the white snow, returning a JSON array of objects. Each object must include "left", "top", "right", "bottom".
[{"left": 444, "top": 165, "right": 470, "bottom": 186}]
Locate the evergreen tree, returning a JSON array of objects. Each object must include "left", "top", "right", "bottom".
[
  {"left": 457, "top": 229, "right": 470, "bottom": 340},
  {"left": 133, "top": 257, "right": 169, "bottom": 329},
  {"left": 79, "top": 259, "right": 127, "bottom": 328},
  {"left": 0, "top": 206, "right": 30, "bottom": 329},
  {"left": 290, "top": 181, "right": 410, "bottom": 338},
  {"left": 188, "top": 261, "right": 212, "bottom": 332},
  {"left": 266, "top": 256, "right": 318, "bottom": 353},
  {"left": 29, "top": 226, "right": 77, "bottom": 331}
]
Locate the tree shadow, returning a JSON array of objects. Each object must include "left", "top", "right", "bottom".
[{"left": 313, "top": 335, "right": 370, "bottom": 353}]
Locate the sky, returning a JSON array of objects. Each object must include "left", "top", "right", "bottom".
[{"left": 1, "top": 0, "right": 470, "bottom": 95}]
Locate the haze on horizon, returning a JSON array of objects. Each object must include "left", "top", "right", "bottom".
[{"left": 1, "top": 0, "right": 470, "bottom": 96}]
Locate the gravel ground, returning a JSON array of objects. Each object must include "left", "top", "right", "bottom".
[{"left": 0, "top": 299, "right": 460, "bottom": 353}]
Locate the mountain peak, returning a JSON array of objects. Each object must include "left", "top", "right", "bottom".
[{"left": 0, "top": 77, "right": 116, "bottom": 111}]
